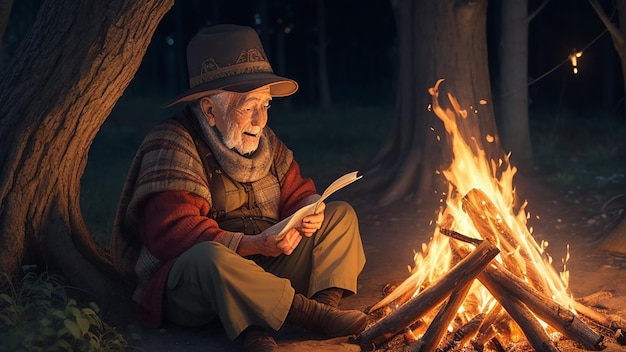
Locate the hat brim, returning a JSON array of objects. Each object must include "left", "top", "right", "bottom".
[{"left": 163, "top": 72, "right": 298, "bottom": 108}]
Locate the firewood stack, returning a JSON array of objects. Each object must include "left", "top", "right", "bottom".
[{"left": 355, "top": 189, "right": 626, "bottom": 351}]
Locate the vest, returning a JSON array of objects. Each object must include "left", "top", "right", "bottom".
[{"left": 174, "top": 112, "right": 279, "bottom": 235}]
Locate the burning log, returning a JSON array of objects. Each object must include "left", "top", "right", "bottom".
[
  {"left": 408, "top": 281, "right": 473, "bottom": 352},
  {"left": 478, "top": 269, "right": 561, "bottom": 352},
  {"left": 572, "top": 300, "right": 626, "bottom": 345},
  {"left": 478, "top": 262, "right": 606, "bottom": 350},
  {"left": 439, "top": 311, "right": 485, "bottom": 351},
  {"left": 471, "top": 303, "right": 506, "bottom": 350},
  {"left": 489, "top": 337, "right": 507, "bottom": 352},
  {"left": 461, "top": 188, "right": 547, "bottom": 291},
  {"left": 445, "top": 232, "right": 605, "bottom": 350},
  {"left": 444, "top": 239, "right": 560, "bottom": 351},
  {"left": 356, "top": 240, "right": 500, "bottom": 347}
]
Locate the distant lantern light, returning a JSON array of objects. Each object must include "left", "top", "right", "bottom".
[
  {"left": 569, "top": 51, "right": 583, "bottom": 74},
  {"left": 254, "top": 13, "right": 261, "bottom": 25},
  {"left": 166, "top": 35, "right": 174, "bottom": 46}
]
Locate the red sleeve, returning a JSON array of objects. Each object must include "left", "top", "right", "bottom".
[
  {"left": 139, "top": 191, "right": 238, "bottom": 261},
  {"left": 279, "top": 160, "right": 318, "bottom": 219}
]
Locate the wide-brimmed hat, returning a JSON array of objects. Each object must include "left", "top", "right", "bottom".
[{"left": 164, "top": 24, "right": 298, "bottom": 107}]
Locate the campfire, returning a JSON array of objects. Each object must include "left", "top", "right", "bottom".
[{"left": 355, "top": 80, "right": 626, "bottom": 351}]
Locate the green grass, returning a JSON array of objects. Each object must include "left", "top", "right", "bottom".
[
  {"left": 81, "top": 99, "right": 391, "bottom": 245},
  {"left": 0, "top": 266, "right": 129, "bottom": 351}
]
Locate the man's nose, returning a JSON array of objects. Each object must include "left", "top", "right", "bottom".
[{"left": 252, "top": 108, "right": 268, "bottom": 127}]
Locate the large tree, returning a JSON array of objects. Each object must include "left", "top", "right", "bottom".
[
  {"left": 0, "top": 0, "right": 13, "bottom": 52},
  {"left": 588, "top": 0, "right": 626, "bottom": 113},
  {"left": 498, "top": 0, "right": 549, "bottom": 170},
  {"left": 366, "top": 0, "right": 500, "bottom": 206},
  {"left": 0, "top": 0, "right": 173, "bottom": 311},
  {"left": 587, "top": 0, "right": 626, "bottom": 254}
]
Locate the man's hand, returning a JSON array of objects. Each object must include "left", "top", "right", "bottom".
[
  {"left": 237, "top": 227, "right": 302, "bottom": 257},
  {"left": 237, "top": 202, "right": 326, "bottom": 257},
  {"left": 297, "top": 201, "right": 325, "bottom": 237}
]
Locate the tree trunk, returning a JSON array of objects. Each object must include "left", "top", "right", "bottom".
[
  {"left": 367, "top": 0, "right": 499, "bottom": 206},
  {"left": 0, "top": 0, "right": 172, "bottom": 313},
  {"left": 0, "top": 0, "right": 13, "bottom": 52},
  {"left": 499, "top": 0, "right": 533, "bottom": 170},
  {"left": 587, "top": 0, "right": 626, "bottom": 250},
  {"left": 588, "top": 0, "right": 626, "bottom": 113},
  {"left": 317, "top": 0, "right": 332, "bottom": 109}
]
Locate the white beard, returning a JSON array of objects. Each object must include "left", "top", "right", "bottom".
[{"left": 221, "top": 119, "right": 260, "bottom": 155}]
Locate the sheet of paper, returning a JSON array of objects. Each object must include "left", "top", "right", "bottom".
[{"left": 264, "top": 171, "right": 362, "bottom": 240}]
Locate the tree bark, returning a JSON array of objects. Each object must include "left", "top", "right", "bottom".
[
  {"left": 367, "top": 0, "right": 498, "bottom": 207},
  {"left": 0, "top": 0, "right": 13, "bottom": 51},
  {"left": 498, "top": 0, "right": 533, "bottom": 169},
  {"left": 0, "top": 0, "right": 172, "bottom": 314}
]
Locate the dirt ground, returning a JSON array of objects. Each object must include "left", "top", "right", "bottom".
[{"left": 129, "top": 173, "right": 626, "bottom": 352}]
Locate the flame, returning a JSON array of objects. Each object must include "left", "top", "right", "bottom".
[{"left": 371, "top": 79, "right": 573, "bottom": 341}]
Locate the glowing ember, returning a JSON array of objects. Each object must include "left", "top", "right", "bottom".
[{"left": 370, "top": 79, "right": 575, "bottom": 346}]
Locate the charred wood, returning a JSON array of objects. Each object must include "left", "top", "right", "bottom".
[
  {"left": 478, "top": 272, "right": 561, "bottom": 352},
  {"left": 478, "top": 261, "right": 606, "bottom": 350},
  {"left": 356, "top": 240, "right": 500, "bottom": 347},
  {"left": 439, "top": 311, "right": 485, "bottom": 351},
  {"left": 472, "top": 303, "right": 506, "bottom": 350},
  {"left": 408, "top": 281, "right": 473, "bottom": 352},
  {"left": 572, "top": 300, "right": 626, "bottom": 346},
  {"left": 448, "top": 228, "right": 606, "bottom": 350}
]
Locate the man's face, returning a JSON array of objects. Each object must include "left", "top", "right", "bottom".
[{"left": 205, "top": 87, "right": 272, "bottom": 155}]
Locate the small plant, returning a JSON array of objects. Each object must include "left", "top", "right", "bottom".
[{"left": 0, "top": 265, "right": 130, "bottom": 351}]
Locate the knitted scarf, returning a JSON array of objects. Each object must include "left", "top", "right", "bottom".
[{"left": 190, "top": 102, "right": 272, "bottom": 183}]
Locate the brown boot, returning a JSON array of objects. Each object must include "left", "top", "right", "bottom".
[
  {"left": 286, "top": 293, "right": 367, "bottom": 337},
  {"left": 241, "top": 326, "right": 279, "bottom": 352},
  {"left": 311, "top": 287, "right": 344, "bottom": 308}
]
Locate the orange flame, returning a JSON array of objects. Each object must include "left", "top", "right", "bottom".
[{"left": 371, "top": 79, "right": 572, "bottom": 337}]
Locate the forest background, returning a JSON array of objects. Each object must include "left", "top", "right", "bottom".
[
  {"left": 4, "top": 0, "right": 622, "bottom": 240},
  {"left": 0, "top": 1, "right": 625, "bottom": 350}
]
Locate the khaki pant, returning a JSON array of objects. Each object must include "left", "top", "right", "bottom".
[{"left": 164, "top": 201, "right": 366, "bottom": 340}]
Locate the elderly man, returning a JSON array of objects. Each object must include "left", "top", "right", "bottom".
[{"left": 111, "top": 24, "right": 367, "bottom": 352}]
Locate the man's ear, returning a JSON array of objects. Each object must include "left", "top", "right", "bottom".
[{"left": 200, "top": 97, "right": 216, "bottom": 126}]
